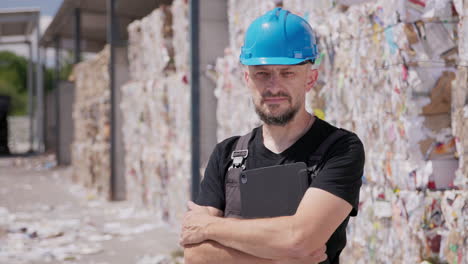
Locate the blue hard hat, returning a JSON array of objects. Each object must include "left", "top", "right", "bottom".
[{"left": 240, "top": 8, "right": 319, "bottom": 66}]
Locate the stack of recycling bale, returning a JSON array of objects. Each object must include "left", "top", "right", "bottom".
[
  {"left": 120, "top": 0, "right": 191, "bottom": 226},
  {"left": 216, "top": 0, "right": 467, "bottom": 262},
  {"left": 71, "top": 47, "right": 111, "bottom": 197}
]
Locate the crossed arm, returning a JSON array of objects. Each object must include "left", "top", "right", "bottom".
[{"left": 181, "top": 188, "right": 352, "bottom": 264}]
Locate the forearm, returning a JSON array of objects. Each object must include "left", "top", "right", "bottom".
[
  {"left": 184, "top": 241, "right": 322, "bottom": 264},
  {"left": 201, "top": 189, "right": 350, "bottom": 260},
  {"left": 184, "top": 240, "right": 275, "bottom": 264},
  {"left": 205, "top": 215, "right": 311, "bottom": 260}
]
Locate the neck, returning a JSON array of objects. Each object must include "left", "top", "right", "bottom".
[{"left": 262, "top": 109, "right": 315, "bottom": 154}]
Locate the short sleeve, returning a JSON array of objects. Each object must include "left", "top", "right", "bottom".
[
  {"left": 310, "top": 133, "right": 365, "bottom": 216},
  {"left": 195, "top": 144, "right": 226, "bottom": 211}
]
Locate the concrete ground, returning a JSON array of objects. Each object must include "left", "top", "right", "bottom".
[{"left": 0, "top": 155, "right": 182, "bottom": 264}]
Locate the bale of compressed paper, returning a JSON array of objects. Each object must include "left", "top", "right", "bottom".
[
  {"left": 342, "top": 186, "right": 467, "bottom": 263},
  {"left": 70, "top": 47, "right": 111, "bottom": 197},
  {"left": 120, "top": 74, "right": 190, "bottom": 226},
  {"left": 127, "top": 7, "right": 173, "bottom": 81},
  {"left": 121, "top": 2, "right": 190, "bottom": 227}
]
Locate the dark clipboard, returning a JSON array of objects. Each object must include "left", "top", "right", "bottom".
[{"left": 239, "top": 162, "right": 309, "bottom": 219}]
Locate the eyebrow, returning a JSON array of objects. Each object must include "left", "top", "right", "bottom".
[{"left": 252, "top": 66, "right": 294, "bottom": 71}]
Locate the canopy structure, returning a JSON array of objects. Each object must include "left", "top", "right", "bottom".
[
  {"left": 40, "top": 0, "right": 172, "bottom": 53},
  {"left": 0, "top": 8, "right": 43, "bottom": 153},
  {"left": 0, "top": 8, "right": 39, "bottom": 43}
]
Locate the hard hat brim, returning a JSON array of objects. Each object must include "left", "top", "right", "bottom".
[{"left": 240, "top": 57, "right": 312, "bottom": 66}]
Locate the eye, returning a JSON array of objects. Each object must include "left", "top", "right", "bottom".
[
  {"left": 282, "top": 72, "right": 294, "bottom": 77},
  {"left": 255, "top": 72, "right": 270, "bottom": 78}
]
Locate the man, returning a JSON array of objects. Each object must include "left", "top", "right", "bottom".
[{"left": 181, "top": 7, "right": 364, "bottom": 264}]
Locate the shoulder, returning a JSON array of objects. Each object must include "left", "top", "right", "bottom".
[
  {"left": 316, "top": 119, "right": 365, "bottom": 161},
  {"left": 329, "top": 130, "right": 365, "bottom": 162},
  {"left": 318, "top": 129, "right": 365, "bottom": 186}
]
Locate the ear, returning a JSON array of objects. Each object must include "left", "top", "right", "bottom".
[
  {"left": 306, "top": 68, "right": 318, "bottom": 92},
  {"left": 244, "top": 68, "right": 250, "bottom": 84}
]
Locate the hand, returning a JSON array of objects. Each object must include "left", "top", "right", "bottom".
[
  {"left": 275, "top": 245, "right": 327, "bottom": 264},
  {"left": 180, "top": 201, "right": 218, "bottom": 246}
]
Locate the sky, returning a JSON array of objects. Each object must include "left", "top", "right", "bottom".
[
  {"left": 0, "top": 0, "right": 62, "bottom": 16},
  {"left": 0, "top": 0, "right": 64, "bottom": 65}
]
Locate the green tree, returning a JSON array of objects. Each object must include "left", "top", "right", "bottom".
[
  {"left": 0, "top": 51, "right": 67, "bottom": 116},
  {"left": 0, "top": 51, "right": 28, "bottom": 115}
]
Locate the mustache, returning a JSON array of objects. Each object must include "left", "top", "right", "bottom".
[{"left": 261, "top": 91, "right": 291, "bottom": 102}]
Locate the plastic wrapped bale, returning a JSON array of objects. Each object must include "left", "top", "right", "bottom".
[{"left": 70, "top": 47, "right": 111, "bottom": 197}]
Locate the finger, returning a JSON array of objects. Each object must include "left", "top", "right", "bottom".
[
  {"left": 186, "top": 201, "right": 193, "bottom": 210},
  {"left": 319, "top": 253, "right": 328, "bottom": 262},
  {"left": 311, "top": 252, "right": 327, "bottom": 263},
  {"left": 187, "top": 201, "right": 199, "bottom": 210}
]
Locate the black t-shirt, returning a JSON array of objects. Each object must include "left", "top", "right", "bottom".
[{"left": 196, "top": 118, "right": 365, "bottom": 263}]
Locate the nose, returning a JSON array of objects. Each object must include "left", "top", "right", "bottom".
[{"left": 265, "top": 72, "right": 281, "bottom": 92}]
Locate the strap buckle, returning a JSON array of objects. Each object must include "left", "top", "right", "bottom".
[{"left": 231, "top": 150, "right": 248, "bottom": 169}]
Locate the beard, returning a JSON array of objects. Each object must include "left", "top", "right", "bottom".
[{"left": 254, "top": 91, "right": 300, "bottom": 126}]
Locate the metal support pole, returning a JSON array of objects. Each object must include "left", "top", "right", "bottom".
[
  {"left": 190, "top": 0, "right": 201, "bottom": 201},
  {"left": 35, "top": 13, "right": 44, "bottom": 152},
  {"left": 27, "top": 41, "right": 34, "bottom": 152},
  {"left": 54, "top": 36, "right": 61, "bottom": 164},
  {"left": 74, "top": 8, "right": 81, "bottom": 64},
  {"left": 108, "top": 0, "right": 118, "bottom": 200}
]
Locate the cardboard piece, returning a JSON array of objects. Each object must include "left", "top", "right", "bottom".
[{"left": 422, "top": 71, "right": 455, "bottom": 115}]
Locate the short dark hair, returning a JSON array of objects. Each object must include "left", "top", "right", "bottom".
[{"left": 295, "top": 60, "right": 315, "bottom": 65}]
